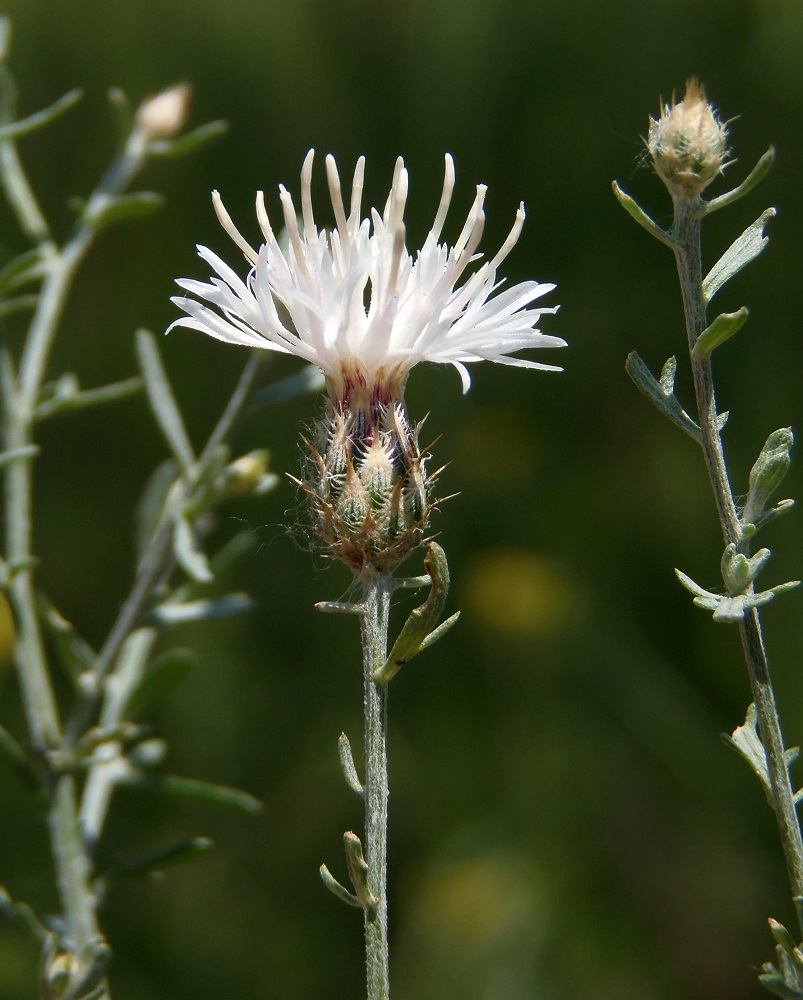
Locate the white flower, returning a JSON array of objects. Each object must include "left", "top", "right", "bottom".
[{"left": 169, "top": 150, "right": 565, "bottom": 396}]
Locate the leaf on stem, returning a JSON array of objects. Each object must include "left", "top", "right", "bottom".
[
  {"left": 36, "top": 593, "right": 97, "bottom": 693},
  {"left": 373, "top": 541, "right": 460, "bottom": 684},
  {"left": 703, "top": 209, "right": 776, "bottom": 303},
  {"left": 135, "top": 329, "right": 196, "bottom": 476},
  {"left": 147, "top": 119, "right": 229, "bottom": 158},
  {"left": 625, "top": 352, "right": 702, "bottom": 444},
  {"left": 85, "top": 191, "right": 164, "bottom": 230},
  {"left": 0, "top": 886, "right": 49, "bottom": 943},
  {"left": 611, "top": 181, "right": 677, "bottom": 248},
  {"left": 35, "top": 375, "right": 144, "bottom": 421},
  {"left": 0, "top": 723, "right": 37, "bottom": 789},
  {"left": 319, "top": 864, "right": 360, "bottom": 908},
  {"left": 146, "top": 774, "right": 263, "bottom": 814},
  {"left": 136, "top": 459, "right": 178, "bottom": 560},
  {"left": 722, "top": 703, "right": 774, "bottom": 804},
  {"left": 703, "top": 146, "right": 775, "bottom": 215},
  {"left": 172, "top": 514, "right": 214, "bottom": 583},
  {"left": 104, "top": 837, "right": 213, "bottom": 879},
  {"left": 343, "top": 831, "right": 378, "bottom": 918},
  {"left": 0, "top": 247, "right": 49, "bottom": 296},
  {"left": 149, "top": 593, "right": 253, "bottom": 626},
  {"left": 338, "top": 732, "right": 364, "bottom": 796},
  {"left": 0, "top": 88, "right": 82, "bottom": 143},
  {"left": 692, "top": 307, "right": 749, "bottom": 359},
  {"left": 0, "top": 444, "right": 38, "bottom": 468}
]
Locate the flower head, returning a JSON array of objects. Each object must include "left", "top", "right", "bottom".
[
  {"left": 647, "top": 78, "right": 729, "bottom": 201},
  {"left": 169, "top": 150, "right": 564, "bottom": 399},
  {"left": 170, "top": 152, "right": 564, "bottom": 573}
]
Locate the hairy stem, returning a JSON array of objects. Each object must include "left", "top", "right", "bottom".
[
  {"left": 673, "top": 197, "right": 803, "bottom": 920},
  {"left": 359, "top": 571, "right": 393, "bottom": 1000}
]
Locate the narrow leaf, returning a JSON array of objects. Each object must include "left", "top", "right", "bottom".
[
  {"left": 123, "top": 649, "right": 194, "bottom": 720},
  {"left": 107, "top": 837, "right": 213, "bottom": 878},
  {"left": 0, "top": 887, "right": 49, "bottom": 943},
  {"left": 0, "top": 444, "right": 38, "bottom": 468},
  {"left": 0, "top": 247, "right": 48, "bottom": 295},
  {"left": 319, "top": 864, "right": 360, "bottom": 907},
  {"left": 625, "top": 352, "right": 702, "bottom": 444},
  {"left": 692, "top": 307, "right": 749, "bottom": 359},
  {"left": 151, "top": 593, "right": 253, "bottom": 627},
  {"left": 0, "top": 723, "right": 37, "bottom": 788},
  {"left": 36, "top": 593, "right": 96, "bottom": 691},
  {"left": 722, "top": 703, "right": 773, "bottom": 804},
  {"left": 338, "top": 733, "right": 363, "bottom": 796},
  {"left": 150, "top": 774, "right": 262, "bottom": 814},
  {"left": 86, "top": 191, "right": 164, "bottom": 230},
  {"left": 148, "top": 119, "right": 228, "bottom": 158},
  {"left": 136, "top": 460, "right": 178, "bottom": 561},
  {"left": 135, "top": 329, "right": 196, "bottom": 475},
  {"left": 704, "top": 146, "right": 775, "bottom": 215},
  {"left": 0, "top": 294, "right": 37, "bottom": 318},
  {"left": 103, "top": 628, "right": 159, "bottom": 724},
  {"left": 36, "top": 376, "right": 143, "bottom": 421},
  {"left": 704, "top": 209, "right": 775, "bottom": 303},
  {"left": 611, "top": 181, "right": 676, "bottom": 248},
  {"left": 0, "top": 88, "right": 82, "bottom": 142},
  {"left": 172, "top": 514, "right": 213, "bottom": 583},
  {"left": 374, "top": 542, "right": 454, "bottom": 684}
]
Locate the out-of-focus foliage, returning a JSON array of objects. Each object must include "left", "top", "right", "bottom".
[{"left": 1, "top": 0, "right": 802, "bottom": 997}]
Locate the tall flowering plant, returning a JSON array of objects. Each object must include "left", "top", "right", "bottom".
[
  {"left": 172, "top": 150, "right": 564, "bottom": 998},
  {"left": 615, "top": 80, "right": 802, "bottom": 997}
]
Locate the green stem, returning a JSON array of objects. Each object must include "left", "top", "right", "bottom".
[
  {"left": 359, "top": 570, "right": 393, "bottom": 1000},
  {"left": 673, "top": 197, "right": 803, "bottom": 922}
]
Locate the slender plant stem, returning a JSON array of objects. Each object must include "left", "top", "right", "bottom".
[
  {"left": 673, "top": 198, "right": 803, "bottom": 920},
  {"left": 359, "top": 570, "right": 393, "bottom": 1000}
]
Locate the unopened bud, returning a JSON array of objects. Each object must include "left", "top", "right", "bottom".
[
  {"left": 742, "top": 428, "right": 793, "bottom": 527},
  {"left": 298, "top": 369, "right": 431, "bottom": 574},
  {"left": 215, "top": 449, "right": 278, "bottom": 499},
  {"left": 648, "top": 78, "right": 728, "bottom": 201},
  {"left": 135, "top": 82, "right": 192, "bottom": 140}
]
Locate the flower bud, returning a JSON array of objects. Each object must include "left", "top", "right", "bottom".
[
  {"left": 741, "top": 428, "right": 793, "bottom": 527},
  {"left": 648, "top": 78, "right": 728, "bottom": 201},
  {"left": 135, "top": 83, "right": 192, "bottom": 140},
  {"left": 297, "top": 369, "right": 431, "bottom": 574},
  {"left": 214, "top": 449, "right": 278, "bottom": 500}
]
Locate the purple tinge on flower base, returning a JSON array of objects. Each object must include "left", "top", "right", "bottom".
[
  {"left": 168, "top": 150, "right": 565, "bottom": 400},
  {"left": 169, "top": 152, "right": 565, "bottom": 572}
]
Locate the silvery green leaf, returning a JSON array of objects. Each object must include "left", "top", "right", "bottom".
[
  {"left": 704, "top": 147, "right": 775, "bottom": 215},
  {"left": 86, "top": 191, "right": 164, "bottom": 230},
  {"left": 150, "top": 593, "right": 253, "bottom": 626},
  {"left": 320, "top": 864, "right": 361, "bottom": 907},
  {"left": 703, "top": 209, "right": 776, "bottom": 303},
  {"left": 658, "top": 356, "right": 677, "bottom": 395},
  {"left": 0, "top": 248, "right": 48, "bottom": 295},
  {"left": 611, "top": 181, "right": 677, "bottom": 247},
  {"left": 0, "top": 723, "right": 36, "bottom": 788},
  {"left": 36, "top": 376, "right": 143, "bottom": 421},
  {"left": 0, "top": 294, "right": 36, "bottom": 318},
  {"left": 374, "top": 542, "right": 457, "bottom": 684},
  {"left": 692, "top": 308, "right": 749, "bottom": 359},
  {"left": 338, "top": 733, "right": 363, "bottom": 796},
  {"left": 135, "top": 329, "right": 196, "bottom": 475},
  {"left": 722, "top": 703, "right": 773, "bottom": 801},
  {"left": 0, "top": 886, "right": 48, "bottom": 943},
  {"left": 626, "top": 352, "right": 702, "bottom": 443},
  {"left": 173, "top": 514, "right": 213, "bottom": 583},
  {"left": 36, "top": 593, "right": 96, "bottom": 691},
  {"left": 136, "top": 460, "right": 178, "bottom": 560},
  {"left": 742, "top": 428, "right": 794, "bottom": 528},
  {"left": 148, "top": 119, "right": 228, "bottom": 158},
  {"left": 0, "top": 444, "right": 38, "bottom": 468},
  {"left": 106, "top": 837, "right": 213, "bottom": 878},
  {"left": 151, "top": 774, "right": 262, "bottom": 814},
  {"left": 0, "top": 88, "right": 82, "bottom": 142}
]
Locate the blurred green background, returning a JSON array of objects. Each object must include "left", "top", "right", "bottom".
[{"left": 1, "top": 0, "right": 802, "bottom": 997}]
